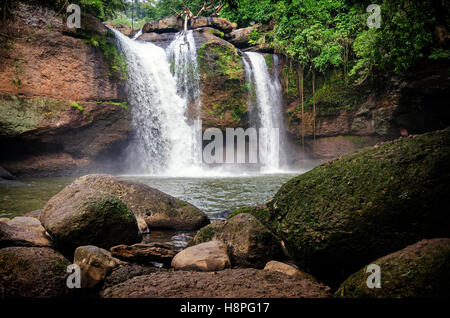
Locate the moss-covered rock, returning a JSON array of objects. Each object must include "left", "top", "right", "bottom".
[
  {"left": 335, "top": 238, "right": 450, "bottom": 298},
  {"left": 0, "top": 246, "right": 70, "bottom": 297},
  {"left": 197, "top": 39, "right": 248, "bottom": 129},
  {"left": 227, "top": 205, "right": 270, "bottom": 226},
  {"left": 267, "top": 128, "right": 450, "bottom": 285},
  {"left": 40, "top": 184, "right": 141, "bottom": 255},
  {"left": 70, "top": 174, "right": 209, "bottom": 232},
  {"left": 194, "top": 213, "right": 283, "bottom": 268}
]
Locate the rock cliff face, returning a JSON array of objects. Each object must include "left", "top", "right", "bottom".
[
  {"left": 0, "top": 3, "right": 130, "bottom": 176},
  {"left": 281, "top": 60, "right": 450, "bottom": 160},
  {"left": 1, "top": 3, "right": 448, "bottom": 176}
]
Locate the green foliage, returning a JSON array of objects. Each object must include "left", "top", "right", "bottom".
[
  {"left": 84, "top": 33, "right": 128, "bottom": 82},
  {"left": 198, "top": 41, "right": 243, "bottom": 80},
  {"left": 73, "top": 0, "right": 126, "bottom": 20},
  {"left": 94, "top": 100, "right": 129, "bottom": 109},
  {"left": 70, "top": 101, "right": 84, "bottom": 111},
  {"left": 209, "top": 28, "right": 224, "bottom": 38},
  {"left": 10, "top": 55, "right": 25, "bottom": 90},
  {"left": 428, "top": 48, "right": 450, "bottom": 60},
  {"left": 221, "top": 0, "right": 276, "bottom": 27}
]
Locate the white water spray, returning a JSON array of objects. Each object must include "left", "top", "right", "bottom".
[
  {"left": 112, "top": 29, "right": 199, "bottom": 176},
  {"left": 132, "top": 28, "right": 142, "bottom": 40},
  {"left": 244, "top": 52, "right": 285, "bottom": 172}
]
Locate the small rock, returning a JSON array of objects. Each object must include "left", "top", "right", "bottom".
[
  {"left": 8, "top": 216, "right": 45, "bottom": 232},
  {"left": 110, "top": 242, "right": 177, "bottom": 266},
  {"left": 209, "top": 209, "right": 233, "bottom": 220},
  {"left": 74, "top": 245, "right": 124, "bottom": 288},
  {"left": 171, "top": 241, "right": 230, "bottom": 272},
  {"left": 264, "top": 260, "right": 316, "bottom": 281},
  {"left": 194, "top": 213, "right": 283, "bottom": 268},
  {"left": 0, "top": 166, "right": 14, "bottom": 180},
  {"left": 103, "top": 264, "right": 166, "bottom": 289},
  {"left": 24, "top": 210, "right": 42, "bottom": 220},
  {"left": 0, "top": 222, "right": 52, "bottom": 247}
]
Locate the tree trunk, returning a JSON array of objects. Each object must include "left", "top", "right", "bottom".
[
  {"left": 296, "top": 64, "right": 304, "bottom": 155},
  {"left": 312, "top": 69, "right": 316, "bottom": 142},
  {"left": 3, "top": 0, "right": 7, "bottom": 23}
]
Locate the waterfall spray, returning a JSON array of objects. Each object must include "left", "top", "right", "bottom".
[
  {"left": 112, "top": 29, "right": 198, "bottom": 175},
  {"left": 244, "top": 52, "right": 285, "bottom": 172}
]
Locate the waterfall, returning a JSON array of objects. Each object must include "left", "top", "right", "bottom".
[
  {"left": 166, "top": 31, "right": 201, "bottom": 110},
  {"left": 244, "top": 52, "right": 285, "bottom": 172},
  {"left": 111, "top": 29, "right": 200, "bottom": 175},
  {"left": 132, "top": 28, "right": 142, "bottom": 40}
]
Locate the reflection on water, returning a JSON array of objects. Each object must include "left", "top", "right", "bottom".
[{"left": 0, "top": 163, "right": 322, "bottom": 219}]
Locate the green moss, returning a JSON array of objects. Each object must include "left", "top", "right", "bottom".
[
  {"left": 95, "top": 100, "right": 129, "bottom": 109},
  {"left": 0, "top": 94, "right": 72, "bottom": 137},
  {"left": 70, "top": 101, "right": 84, "bottom": 111},
  {"left": 343, "top": 135, "right": 368, "bottom": 145},
  {"left": 228, "top": 206, "right": 270, "bottom": 226},
  {"left": 264, "top": 54, "right": 273, "bottom": 73},
  {"left": 209, "top": 28, "right": 224, "bottom": 38},
  {"left": 84, "top": 32, "right": 128, "bottom": 82},
  {"left": 267, "top": 128, "right": 450, "bottom": 285},
  {"left": 198, "top": 40, "right": 243, "bottom": 80},
  {"left": 195, "top": 225, "right": 218, "bottom": 243},
  {"left": 177, "top": 201, "right": 188, "bottom": 208},
  {"left": 197, "top": 40, "right": 248, "bottom": 125}
]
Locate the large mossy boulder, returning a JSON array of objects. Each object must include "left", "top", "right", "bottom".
[
  {"left": 70, "top": 174, "right": 209, "bottom": 232},
  {"left": 194, "top": 213, "right": 283, "bottom": 268},
  {"left": 41, "top": 185, "right": 141, "bottom": 255},
  {"left": 336, "top": 238, "right": 450, "bottom": 298},
  {"left": 267, "top": 128, "right": 450, "bottom": 285},
  {"left": 0, "top": 246, "right": 70, "bottom": 297}
]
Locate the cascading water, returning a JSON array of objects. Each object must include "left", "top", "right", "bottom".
[
  {"left": 244, "top": 52, "right": 285, "bottom": 172},
  {"left": 132, "top": 28, "right": 142, "bottom": 40},
  {"left": 112, "top": 29, "right": 199, "bottom": 175},
  {"left": 166, "top": 31, "right": 201, "bottom": 109}
]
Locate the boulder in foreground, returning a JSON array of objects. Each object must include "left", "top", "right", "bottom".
[
  {"left": 0, "top": 246, "right": 70, "bottom": 297},
  {"left": 171, "top": 240, "right": 230, "bottom": 272},
  {"left": 71, "top": 174, "right": 209, "bottom": 232},
  {"left": 267, "top": 128, "right": 450, "bottom": 284},
  {"left": 336, "top": 238, "right": 450, "bottom": 298},
  {"left": 194, "top": 213, "right": 283, "bottom": 268},
  {"left": 41, "top": 185, "right": 141, "bottom": 254},
  {"left": 100, "top": 268, "right": 330, "bottom": 298}
]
